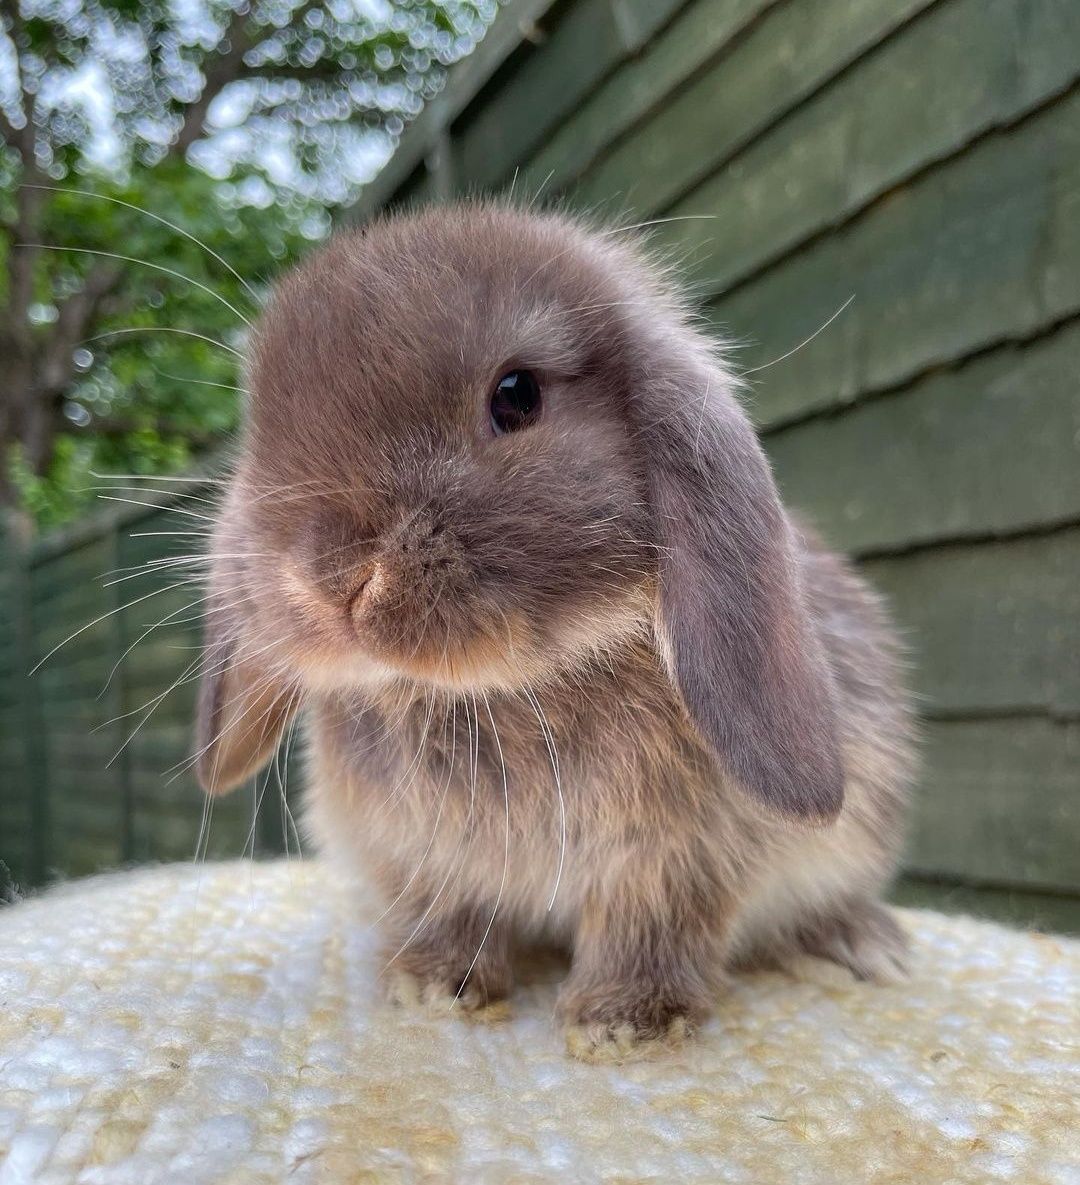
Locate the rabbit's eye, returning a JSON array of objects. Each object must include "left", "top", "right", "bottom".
[{"left": 490, "top": 369, "right": 542, "bottom": 435}]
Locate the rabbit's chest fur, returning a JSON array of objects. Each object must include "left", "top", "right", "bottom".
[
  {"left": 304, "top": 619, "right": 904, "bottom": 950},
  {"left": 306, "top": 640, "right": 709, "bottom": 931}
]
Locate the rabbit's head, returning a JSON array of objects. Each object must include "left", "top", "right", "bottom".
[{"left": 196, "top": 205, "right": 842, "bottom": 824}]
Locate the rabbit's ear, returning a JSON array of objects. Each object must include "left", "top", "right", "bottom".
[
  {"left": 195, "top": 600, "right": 297, "bottom": 795},
  {"left": 641, "top": 360, "right": 844, "bottom": 824}
]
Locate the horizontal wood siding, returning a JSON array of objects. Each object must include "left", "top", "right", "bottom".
[
  {"left": 2, "top": 497, "right": 298, "bottom": 896},
  {"left": 0, "top": 531, "right": 34, "bottom": 898}
]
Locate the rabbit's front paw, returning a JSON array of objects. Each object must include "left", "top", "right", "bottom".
[
  {"left": 559, "top": 983, "right": 698, "bottom": 1063},
  {"left": 383, "top": 965, "right": 511, "bottom": 1020},
  {"left": 379, "top": 905, "right": 513, "bottom": 1020}
]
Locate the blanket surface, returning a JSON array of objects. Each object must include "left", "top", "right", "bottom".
[{"left": 0, "top": 860, "right": 1077, "bottom": 1185}]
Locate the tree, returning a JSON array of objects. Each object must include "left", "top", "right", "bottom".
[{"left": 0, "top": 0, "right": 494, "bottom": 529}]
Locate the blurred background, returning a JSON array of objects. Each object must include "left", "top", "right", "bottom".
[{"left": 1, "top": 0, "right": 1077, "bottom": 930}]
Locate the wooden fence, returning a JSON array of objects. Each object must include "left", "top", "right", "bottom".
[
  {"left": 0, "top": 492, "right": 295, "bottom": 899},
  {"left": 2, "top": 0, "right": 1078, "bottom": 928}
]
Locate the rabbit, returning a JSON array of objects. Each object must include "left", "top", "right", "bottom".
[{"left": 195, "top": 202, "right": 915, "bottom": 1062}]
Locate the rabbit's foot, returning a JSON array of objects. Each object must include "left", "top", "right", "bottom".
[
  {"left": 793, "top": 897, "right": 910, "bottom": 984},
  {"left": 380, "top": 906, "right": 513, "bottom": 1019},
  {"left": 384, "top": 966, "right": 512, "bottom": 1020},
  {"left": 559, "top": 985, "right": 698, "bottom": 1063}
]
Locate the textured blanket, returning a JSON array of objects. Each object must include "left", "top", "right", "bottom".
[{"left": 0, "top": 861, "right": 1077, "bottom": 1184}]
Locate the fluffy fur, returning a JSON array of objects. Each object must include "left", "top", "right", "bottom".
[{"left": 195, "top": 204, "right": 915, "bottom": 1060}]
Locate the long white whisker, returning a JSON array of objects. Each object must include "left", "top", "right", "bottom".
[
  {"left": 95, "top": 494, "right": 214, "bottom": 521},
  {"left": 85, "top": 326, "right": 244, "bottom": 359},
  {"left": 29, "top": 579, "right": 193, "bottom": 675},
  {"left": 599, "top": 213, "right": 717, "bottom": 237},
  {"left": 452, "top": 694, "right": 509, "bottom": 1010},
  {"left": 19, "top": 243, "right": 253, "bottom": 328},
  {"left": 742, "top": 294, "right": 855, "bottom": 374},
  {"left": 371, "top": 703, "right": 456, "bottom": 929},
  {"left": 23, "top": 183, "right": 261, "bottom": 304},
  {"left": 97, "top": 596, "right": 203, "bottom": 698},
  {"left": 152, "top": 367, "right": 246, "bottom": 393},
  {"left": 523, "top": 687, "right": 566, "bottom": 912}
]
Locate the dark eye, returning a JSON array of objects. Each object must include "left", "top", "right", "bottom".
[{"left": 490, "top": 369, "right": 542, "bottom": 435}]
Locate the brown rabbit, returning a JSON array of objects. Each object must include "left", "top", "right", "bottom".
[{"left": 195, "top": 203, "right": 914, "bottom": 1061}]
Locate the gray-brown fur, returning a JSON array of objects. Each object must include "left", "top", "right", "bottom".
[{"left": 195, "top": 204, "right": 915, "bottom": 1060}]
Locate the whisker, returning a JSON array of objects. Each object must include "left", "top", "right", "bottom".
[
  {"left": 278, "top": 685, "right": 306, "bottom": 860},
  {"left": 85, "top": 482, "right": 221, "bottom": 507},
  {"left": 129, "top": 530, "right": 212, "bottom": 538},
  {"left": 742, "top": 294, "right": 855, "bottom": 375},
  {"left": 370, "top": 702, "right": 456, "bottom": 930},
  {"left": 96, "top": 494, "right": 214, "bottom": 521},
  {"left": 85, "top": 327, "right": 244, "bottom": 359},
  {"left": 153, "top": 366, "right": 245, "bottom": 393},
  {"left": 380, "top": 695, "right": 476, "bottom": 970},
  {"left": 452, "top": 693, "right": 509, "bottom": 1010},
  {"left": 523, "top": 687, "right": 566, "bottom": 912},
  {"left": 97, "top": 596, "right": 203, "bottom": 698},
  {"left": 28, "top": 579, "right": 195, "bottom": 675},
  {"left": 19, "top": 244, "right": 253, "bottom": 328},
  {"left": 23, "top": 183, "right": 262, "bottom": 304}
]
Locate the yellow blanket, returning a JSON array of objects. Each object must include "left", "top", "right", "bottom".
[{"left": 1, "top": 861, "right": 1076, "bottom": 1183}]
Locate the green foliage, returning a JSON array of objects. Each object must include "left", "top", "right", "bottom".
[
  {"left": 1, "top": 0, "right": 496, "bottom": 527},
  {"left": 7, "top": 164, "right": 318, "bottom": 527}
]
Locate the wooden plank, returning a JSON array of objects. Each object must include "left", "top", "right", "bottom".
[
  {"left": 768, "top": 322, "right": 1080, "bottom": 553},
  {"left": 454, "top": 0, "right": 651, "bottom": 193},
  {"left": 862, "top": 529, "right": 1080, "bottom": 717},
  {"left": 526, "top": 0, "right": 770, "bottom": 196},
  {"left": 10, "top": 536, "right": 50, "bottom": 887},
  {"left": 907, "top": 717, "right": 1079, "bottom": 891},
  {"left": 660, "top": 0, "right": 1080, "bottom": 300},
  {"left": 345, "top": 0, "right": 561, "bottom": 222},
  {"left": 30, "top": 547, "right": 112, "bottom": 605},
  {"left": 707, "top": 89, "right": 1080, "bottom": 428},
  {"left": 571, "top": 0, "right": 935, "bottom": 216},
  {"left": 46, "top": 836, "right": 123, "bottom": 880},
  {"left": 452, "top": 0, "right": 692, "bottom": 194},
  {"left": 27, "top": 461, "right": 222, "bottom": 566},
  {"left": 0, "top": 531, "right": 30, "bottom": 895},
  {"left": 891, "top": 877, "right": 1079, "bottom": 936}
]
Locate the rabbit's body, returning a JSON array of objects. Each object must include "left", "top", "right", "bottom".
[
  {"left": 306, "top": 523, "right": 912, "bottom": 1049},
  {"left": 197, "top": 204, "right": 914, "bottom": 1059}
]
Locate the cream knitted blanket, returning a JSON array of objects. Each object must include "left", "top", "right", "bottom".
[{"left": 0, "top": 861, "right": 1077, "bottom": 1184}]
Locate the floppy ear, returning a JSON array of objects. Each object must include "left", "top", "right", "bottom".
[
  {"left": 195, "top": 597, "right": 298, "bottom": 796},
  {"left": 640, "top": 360, "right": 844, "bottom": 824}
]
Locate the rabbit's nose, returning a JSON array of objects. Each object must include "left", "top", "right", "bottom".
[{"left": 347, "top": 559, "right": 386, "bottom": 623}]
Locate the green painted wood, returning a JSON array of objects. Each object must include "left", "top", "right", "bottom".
[
  {"left": 708, "top": 89, "right": 1080, "bottom": 429},
  {"left": 659, "top": 0, "right": 1080, "bottom": 300},
  {"left": 571, "top": 0, "right": 935, "bottom": 216},
  {"left": 8, "top": 0, "right": 1080, "bottom": 908},
  {"left": 891, "top": 877, "right": 1080, "bottom": 935},
  {"left": 862, "top": 529, "right": 1080, "bottom": 717},
  {"left": 9, "top": 536, "right": 51, "bottom": 887},
  {"left": 346, "top": 0, "right": 561, "bottom": 223},
  {"left": 29, "top": 556, "right": 112, "bottom": 603},
  {"left": 909, "top": 717, "right": 1080, "bottom": 891},
  {"left": 526, "top": 0, "right": 770, "bottom": 196},
  {"left": 0, "top": 536, "right": 31, "bottom": 897},
  {"left": 768, "top": 322, "right": 1080, "bottom": 554},
  {"left": 455, "top": 0, "right": 651, "bottom": 193}
]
